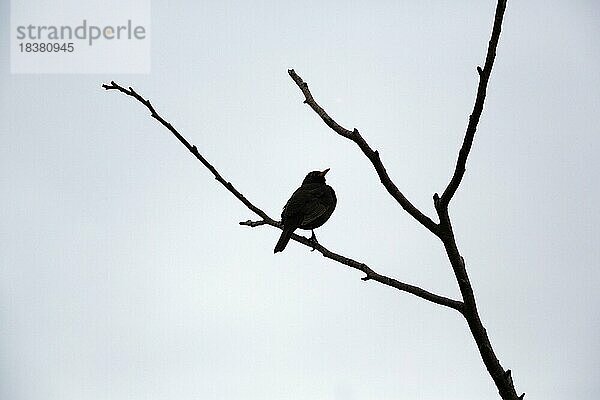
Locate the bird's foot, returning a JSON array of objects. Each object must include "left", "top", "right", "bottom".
[{"left": 309, "top": 230, "right": 319, "bottom": 251}]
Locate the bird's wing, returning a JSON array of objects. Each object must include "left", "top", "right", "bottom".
[
  {"left": 282, "top": 184, "right": 321, "bottom": 219},
  {"left": 299, "top": 197, "right": 330, "bottom": 226},
  {"left": 282, "top": 184, "right": 332, "bottom": 226}
]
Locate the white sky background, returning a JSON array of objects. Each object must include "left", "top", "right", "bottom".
[{"left": 1, "top": 1, "right": 599, "bottom": 399}]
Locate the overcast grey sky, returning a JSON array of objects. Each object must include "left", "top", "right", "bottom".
[{"left": 1, "top": 1, "right": 599, "bottom": 399}]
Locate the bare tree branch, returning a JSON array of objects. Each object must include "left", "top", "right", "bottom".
[
  {"left": 103, "top": 1, "right": 524, "bottom": 397},
  {"left": 242, "top": 219, "right": 463, "bottom": 312},
  {"left": 439, "top": 0, "right": 508, "bottom": 207},
  {"left": 288, "top": 69, "right": 440, "bottom": 236},
  {"left": 101, "top": 81, "right": 273, "bottom": 224},
  {"left": 102, "top": 81, "right": 463, "bottom": 313},
  {"left": 289, "top": 1, "right": 522, "bottom": 399},
  {"left": 239, "top": 219, "right": 269, "bottom": 227},
  {"left": 433, "top": 2, "right": 524, "bottom": 399}
]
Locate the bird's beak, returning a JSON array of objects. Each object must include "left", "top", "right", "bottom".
[{"left": 320, "top": 168, "right": 330, "bottom": 177}]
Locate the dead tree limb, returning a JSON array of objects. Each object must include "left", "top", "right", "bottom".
[
  {"left": 288, "top": 69, "right": 439, "bottom": 236},
  {"left": 288, "top": 1, "right": 522, "bottom": 399},
  {"left": 440, "top": 0, "right": 508, "bottom": 207},
  {"left": 103, "top": 0, "right": 524, "bottom": 398},
  {"left": 433, "top": 2, "right": 522, "bottom": 399},
  {"left": 102, "top": 81, "right": 463, "bottom": 313}
]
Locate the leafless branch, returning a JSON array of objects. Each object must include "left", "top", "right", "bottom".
[
  {"left": 437, "top": 2, "right": 522, "bottom": 399},
  {"left": 239, "top": 219, "right": 269, "bottom": 227},
  {"left": 101, "top": 81, "right": 273, "bottom": 225},
  {"left": 242, "top": 219, "right": 463, "bottom": 311},
  {"left": 439, "top": 0, "right": 508, "bottom": 207},
  {"left": 103, "top": 1, "right": 524, "bottom": 398},
  {"left": 288, "top": 69, "right": 440, "bottom": 236},
  {"left": 102, "top": 81, "right": 463, "bottom": 313},
  {"left": 288, "top": 1, "right": 521, "bottom": 399}
]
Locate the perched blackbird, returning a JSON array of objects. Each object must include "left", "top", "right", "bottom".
[{"left": 274, "top": 169, "right": 337, "bottom": 253}]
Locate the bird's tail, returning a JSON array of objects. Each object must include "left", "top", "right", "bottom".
[{"left": 274, "top": 225, "right": 295, "bottom": 253}]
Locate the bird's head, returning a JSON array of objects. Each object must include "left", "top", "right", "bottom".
[{"left": 302, "top": 168, "right": 330, "bottom": 185}]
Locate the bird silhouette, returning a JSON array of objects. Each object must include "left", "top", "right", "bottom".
[{"left": 274, "top": 169, "right": 337, "bottom": 253}]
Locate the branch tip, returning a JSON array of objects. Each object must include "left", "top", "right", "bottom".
[
  {"left": 441, "top": 0, "right": 506, "bottom": 205},
  {"left": 433, "top": 193, "right": 442, "bottom": 211},
  {"left": 361, "top": 275, "right": 371, "bottom": 281},
  {"left": 240, "top": 219, "right": 268, "bottom": 227}
]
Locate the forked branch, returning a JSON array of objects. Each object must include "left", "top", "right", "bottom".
[
  {"left": 103, "top": 1, "right": 523, "bottom": 397},
  {"left": 288, "top": 69, "right": 439, "bottom": 236},
  {"left": 102, "top": 81, "right": 463, "bottom": 313},
  {"left": 288, "top": 1, "right": 521, "bottom": 399}
]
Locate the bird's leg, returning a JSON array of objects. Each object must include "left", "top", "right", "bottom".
[{"left": 309, "top": 230, "right": 319, "bottom": 251}]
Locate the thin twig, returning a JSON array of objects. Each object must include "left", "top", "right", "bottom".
[
  {"left": 288, "top": 69, "right": 440, "bottom": 236},
  {"left": 101, "top": 81, "right": 273, "bottom": 224},
  {"left": 439, "top": 0, "right": 507, "bottom": 207},
  {"left": 239, "top": 219, "right": 269, "bottom": 227},
  {"left": 102, "top": 81, "right": 463, "bottom": 313}
]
